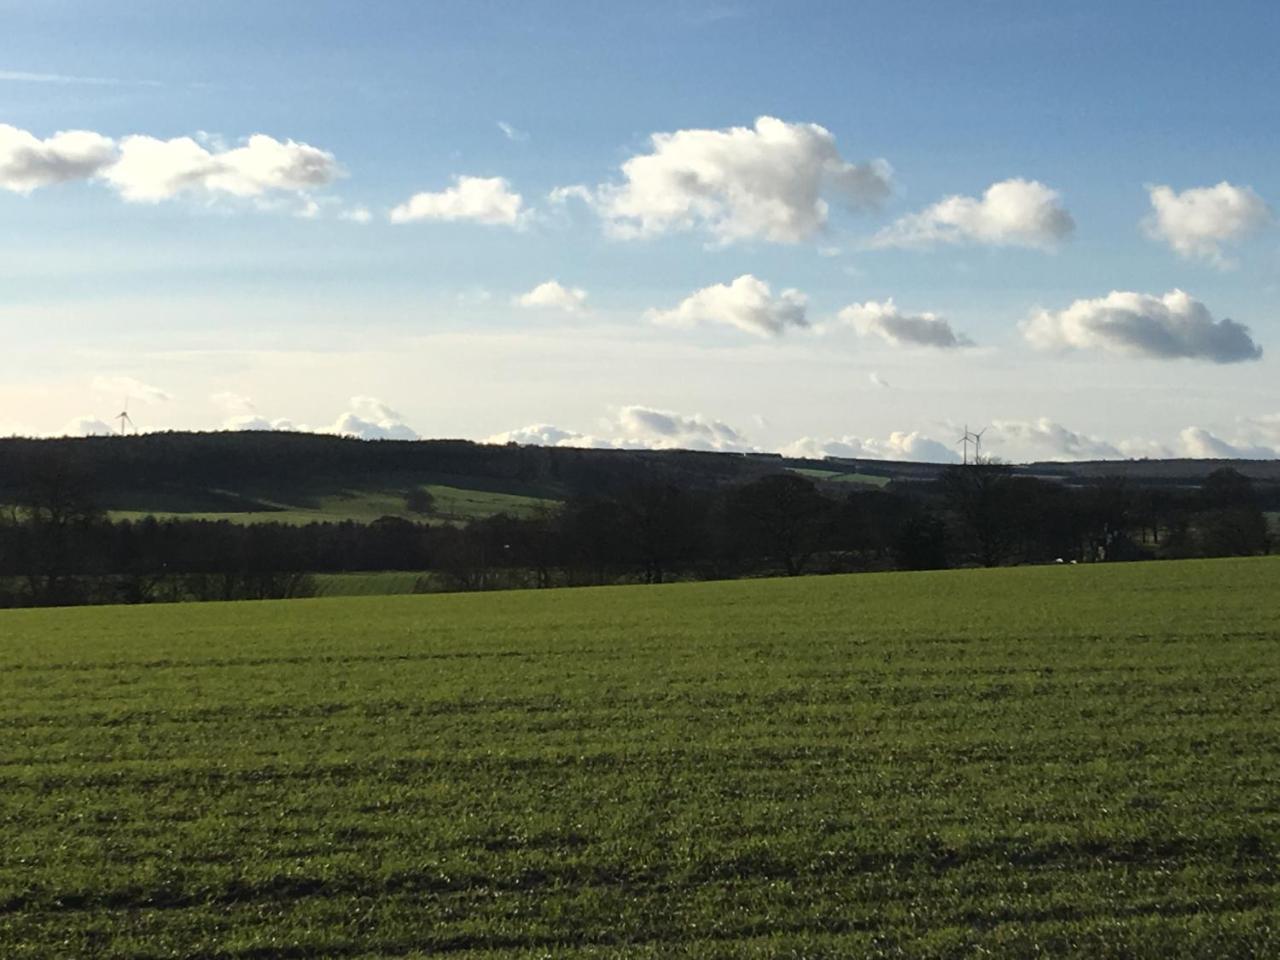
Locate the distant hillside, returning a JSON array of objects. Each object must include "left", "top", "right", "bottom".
[
  {"left": 0, "top": 432, "right": 781, "bottom": 524},
  {"left": 1, "top": 432, "right": 1277, "bottom": 523}
]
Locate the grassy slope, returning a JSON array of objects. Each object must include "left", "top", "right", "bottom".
[
  {"left": 787, "top": 467, "right": 891, "bottom": 488},
  {"left": 106, "top": 481, "right": 558, "bottom": 526},
  {"left": 1, "top": 558, "right": 1278, "bottom": 957}
]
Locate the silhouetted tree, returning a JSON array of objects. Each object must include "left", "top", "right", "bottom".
[
  {"left": 893, "top": 510, "right": 949, "bottom": 570},
  {"left": 404, "top": 487, "right": 436, "bottom": 515},
  {"left": 723, "top": 474, "right": 833, "bottom": 576},
  {"left": 940, "top": 464, "right": 1018, "bottom": 567},
  {"left": 1195, "top": 469, "right": 1268, "bottom": 556},
  {"left": 615, "top": 482, "right": 708, "bottom": 583},
  {"left": 14, "top": 458, "right": 104, "bottom": 604}
]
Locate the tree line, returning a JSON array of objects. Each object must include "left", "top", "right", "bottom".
[{"left": 0, "top": 459, "right": 1270, "bottom": 608}]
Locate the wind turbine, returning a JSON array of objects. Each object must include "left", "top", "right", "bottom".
[
  {"left": 115, "top": 398, "right": 134, "bottom": 436},
  {"left": 957, "top": 424, "right": 988, "bottom": 465},
  {"left": 971, "top": 426, "right": 987, "bottom": 464},
  {"left": 957, "top": 424, "right": 973, "bottom": 465}
]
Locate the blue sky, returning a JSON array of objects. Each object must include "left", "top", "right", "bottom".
[{"left": 2, "top": 0, "right": 1279, "bottom": 460}]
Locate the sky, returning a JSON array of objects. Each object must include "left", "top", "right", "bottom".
[{"left": 3, "top": 0, "right": 1279, "bottom": 463}]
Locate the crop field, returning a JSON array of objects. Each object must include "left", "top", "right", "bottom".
[{"left": 1, "top": 558, "right": 1278, "bottom": 958}]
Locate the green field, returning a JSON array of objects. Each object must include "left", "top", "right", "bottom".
[
  {"left": 2, "top": 558, "right": 1278, "bottom": 957},
  {"left": 105, "top": 481, "right": 559, "bottom": 526},
  {"left": 788, "top": 467, "right": 891, "bottom": 488}
]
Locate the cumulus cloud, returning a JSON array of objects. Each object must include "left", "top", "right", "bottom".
[
  {"left": 0, "top": 123, "right": 117, "bottom": 193},
  {"left": 224, "top": 415, "right": 298, "bottom": 432},
  {"left": 1, "top": 123, "right": 341, "bottom": 206},
  {"left": 91, "top": 375, "right": 171, "bottom": 403},
  {"left": 210, "top": 393, "right": 298, "bottom": 432},
  {"left": 331, "top": 396, "right": 419, "bottom": 441},
  {"left": 1023, "top": 289, "right": 1262, "bottom": 363},
  {"left": 486, "top": 424, "right": 601, "bottom": 448},
  {"left": 1145, "top": 182, "right": 1272, "bottom": 266},
  {"left": 515, "top": 280, "right": 589, "bottom": 313},
  {"left": 785, "top": 419, "right": 1155, "bottom": 464},
  {"left": 489, "top": 408, "right": 1279, "bottom": 464},
  {"left": 488, "top": 405, "right": 754, "bottom": 453},
  {"left": 780, "top": 431, "right": 960, "bottom": 463},
  {"left": 990, "top": 418, "right": 1124, "bottom": 461},
  {"left": 874, "top": 178, "right": 1074, "bottom": 250},
  {"left": 647, "top": 274, "right": 808, "bottom": 337},
  {"left": 575, "top": 116, "right": 891, "bottom": 244},
  {"left": 614, "top": 406, "right": 751, "bottom": 451},
  {"left": 102, "top": 133, "right": 341, "bottom": 202},
  {"left": 834, "top": 299, "right": 973, "bottom": 348},
  {"left": 340, "top": 205, "right": 372, "bottom": 224},
  {"left": 1178, "top": 427, "right": 1276, "bottom": 459},
  {"left": 390, "top": 175, "right": 525, "bottom": 226}
]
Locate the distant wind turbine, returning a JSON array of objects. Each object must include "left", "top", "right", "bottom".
[
  {"left": 115, "top": 399, "right": 134, "bottom": 436},
  {"left": 972, "top": 426, "right": 987, "bottom": 464},
  {"left": 957, "top": 424, "right": 987, "bottom": 465}
]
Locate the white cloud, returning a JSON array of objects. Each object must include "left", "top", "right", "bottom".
[
  {"left": 0, "top": 123, "right": 117, "bottom": 193},
  {"left": 990, "top": 418, "right": 1124, "bottom": 461},
  {"left": 102, "top": 133, "right": 341, "bottom": 202},
  {"left": 580, "top": 116, "right": 891, "bottom": 244},
  {"left": 614, "top": 406, "right": 752, "bottom": 451},
  {"left": 834, "top": 299, "right": 973, "bottom": 348},
  {"left": 1145, "top": 182, "right": 1272, "bottom": 266},
  {"left": 873, "top": 178, "right": 1074, "bottom": 250},
  {"left": 647, "top": 274, "right": 808, "bottom": 337},
  {"left": 869, "top": 371, "right": 890, "bottom": 388},
  {"left": 91, "top": 375, "right": 172, "bottom": 403},
  {"left": 486, "top": 424, "right": 601, "bottom": 448},
  {"left": 1178, "top": 426, "right": 1276, "bottom": 459},
  {"left": 547, "top": 184, "right": 594, "bottom": 205},
  {"left": 61, "top": 416, "right": 116, "bottom": 437},
  {"left": 780, "top": 431, "right": 960, "bottom": 463},
  {"left": 2, "top": 124, "right": 345, "bottom": 211},
  {"left": 497, "top": 121, "right": 528, "bottom": 142},
  {"left": 488, "top": 405, "right": 754, "bottom": 453},
  {"left": 1024, "top": 289, "right": 1262, "bottom": 363},
  {"left": 224, "top": 415, "right": 298, "bottom": 432},
  {"left": 211, "top": 392, "right": 298, "bottom": 431},
  {"left": 515, "top": 280, "right": 589, "bottom": 313},
  {"left": 389, "top": 175, "right": 525, "bottom": 226},
  {"left": 783, "top": 419, "right": 1159, "bottom": 464},
  {"left": 492, "top": 413, "right": 1277, "bottom": 464},
  {"left": 330, "top": 396, "right": 419, "bottom": 441},
  {"left": 0, "top": 70, "right": 158, "bottom": 87}
]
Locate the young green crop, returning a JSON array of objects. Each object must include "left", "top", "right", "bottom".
[{"left": 1, "top": 558, "right": 1277, "bottom": 957}]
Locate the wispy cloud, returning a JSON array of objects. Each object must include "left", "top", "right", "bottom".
[
  {"left": 0, "top": 69, "right": 160, "bottom": 87},
  {"left": 497, "top": 121, "right": 529, "bottom": 143}
]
